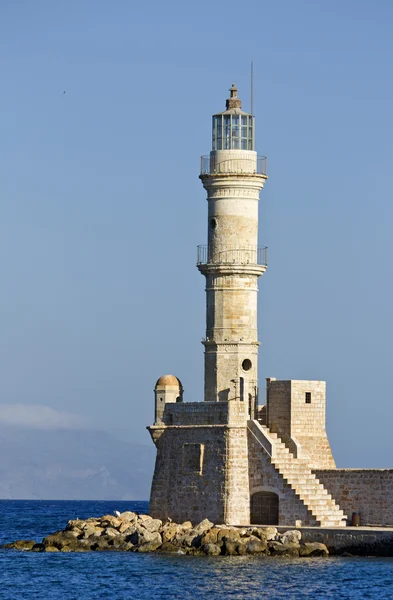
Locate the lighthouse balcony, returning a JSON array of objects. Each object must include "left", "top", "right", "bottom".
[
  {"left": 200, "top": 154, "right": 267, "bottom": 176},
  {"left": 197, "top": 245, "right": 268, "bottom": 267}
]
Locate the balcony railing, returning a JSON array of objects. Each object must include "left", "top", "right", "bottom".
[
  {"left": 197, "top": 245, "right": 268, "bottom": 267},
  {"left": 200, "top": 154, "right": 267, "bottom": 176}
]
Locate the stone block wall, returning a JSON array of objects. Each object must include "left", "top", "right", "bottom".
[
  {"left": 315, "top": 469, "right": 393, "bottom": 526},
  {"left": 149, "top": 400, "right": 250, "bottom": 524},
  {"left": 149, "top": 426, "right": 227, "bottom": 523}
]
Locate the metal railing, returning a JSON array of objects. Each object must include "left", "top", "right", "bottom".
[
  {"left": 197, "top": 245, "right": 268, "bottom": 266},
  {"left": 200, "top": 154, "right": 267, "bottom": 176}
]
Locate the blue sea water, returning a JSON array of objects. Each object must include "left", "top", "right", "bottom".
[{"left": 1, "top": 501, "right": 393, "bottom": 599}]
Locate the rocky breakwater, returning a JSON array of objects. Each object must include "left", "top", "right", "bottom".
[{"left": 2, "top": 512, "right": 329, "bottom": 557}]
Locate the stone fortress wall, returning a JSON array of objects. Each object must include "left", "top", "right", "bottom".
[
  {"left": 149, "top": 378, "right": 393, "bottom": 527},
  {"left": 315, "top": 469, "right": 393, "bottom": 526}
]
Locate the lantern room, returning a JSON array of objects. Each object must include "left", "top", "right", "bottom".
[{"left": 212, "top": 84, "right": 254, "bottom": 151}]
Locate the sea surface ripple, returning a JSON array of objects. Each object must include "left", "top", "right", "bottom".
[{"left": 1, "top": 500, "right": 393, "bottom": 599}]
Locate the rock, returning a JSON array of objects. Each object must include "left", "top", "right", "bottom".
[
  {"left": 262, "top": 527, "right": 278, "bottom": 541},
  {"left": 268, "top": 542, "right": 300, "bottom": 557},
  {"left": 159, "top": 541, "right": 179, "bottom": 553},
  {"left": 81, "top": 525, "right": 100, "bottom": 539},
  {"left": 222, "top": 540, "right": 238, "bottom": 556},
  {"left": 141, "top": 518, "right": 162, "bottom": 533},
  {"left": 103, "top": 527, "right": 120, "bottom": 538},
  {"left": 217, "top": 528, "right": 241, "bottom": 542},
  {"left": 127, "top": 526, "right": 162, "bottom": 548},
  {"left": 65, "top": 519, "right": 82, "bottom": 531},
  {"left": 119, "top": 511, "right": 137, "bottom": 522},
  {"left": 245, "top": 536, "right": 267, "bottom": 554},
  {"left": 100, "top": 516, "right": 122, "bottom": 529},
  {"left": 45, "top": 546, "right": 60, "bottom": 552},
  {"left": 181, "top": 521, "right": 193, "bottom": 530},
  {"left": 299, "top": 542, "right": 329, "bottom": 557},
  {"left": 136, "top": 539, "right": 163, "bottom": 552},
  {"left": 43, "top": 532, "right": 83, "bottom": 550},
  {"left": 279, "top": 530, "right": 302, "bottom": 545},
  {"left": 181, "top": 531, "right": 203, "bottom": 548},
  {"left": 194, "top": 519, "right": 214, "bottom": 533},
  {"left": 201, "top": 543, "right": 221, "bottom": 556},
  {"left": 162, "top": 523, "right": 183, "bottom": 543},
  {"left": 3, "top": 539, "right": 37, "bottom": 551},
  {"left": 201, "top": 527, "right": 221, "bottom": 545}
]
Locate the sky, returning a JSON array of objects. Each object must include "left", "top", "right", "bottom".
[{"left": 0, "top": 0, "right": 392, "bottom": 467}]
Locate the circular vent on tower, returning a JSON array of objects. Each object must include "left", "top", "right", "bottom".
[{"left": 242, "top": 359, "right": 252, "bottom": 371}]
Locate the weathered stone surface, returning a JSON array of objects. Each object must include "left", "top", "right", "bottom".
[
  {"left": 280, "top": 530, "right": 302, "bottom": 545},
  {"left": 217, "top": 527, "right": 241, "bottom": 542},
  {"left": 127, "top": 526, "right": 162, "bottom": 547},
  {"left": 201, "top": 543, "right": 221, "bottom": 556},
  {"left": 119, "top": 511, "right": 137, "bottom": 521},
  {"left": 104, "top": 527, "right": 120, "bottom": 538},
  {"left": 3, "top": 539, "right": 37, "bottom": 551},
  {"left": 162, "top": 523, "right": 183, "bottom": 543},
  {"left": 45, "top": 546, "right": 60, "bottom": 552},
  {"left": 201, "top": 527, "right": 220, "bottom": 545},
  {"left": 268, "top": 542, "right": 300, "bottom": 557},
  {"left": 194, "top": 519, "right": 214, "bottom": 533},
  {"left": 299, "top": 542, "right": 329, "bottom": 557},
  {"left": 245, "top": 536, "right": 267, "bottom": 554},
  {"left": 141, "top": 518, "right": 162, "bottom": 533},
  {"left": 261, "top": 527, "right": 278, "bottom": 541}
]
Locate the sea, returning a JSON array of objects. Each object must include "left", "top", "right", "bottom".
[{"left": 1, "top": 500, "right": 393, "bottom": 599}]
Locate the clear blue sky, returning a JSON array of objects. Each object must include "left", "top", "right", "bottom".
[{"left": 0, "top": 0, "right": 392, "bottom": 466}]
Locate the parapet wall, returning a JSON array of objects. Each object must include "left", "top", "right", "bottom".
[
  {"left": 163, "top": 400, "right": 247, "bottom": 427},
  {"left": 315, "top": 469, "right": 393, "bottom": 526}
]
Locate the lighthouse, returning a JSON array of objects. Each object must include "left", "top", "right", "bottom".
[
  {"left": 197, "top": 84, "right": 267, "bottom": 416},
  {"left": 148, "top": 84, "right": 341, "bottom": 527}
]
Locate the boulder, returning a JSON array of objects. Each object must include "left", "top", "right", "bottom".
[
  {"left": 245, "top": 536, "right": 268, "bottom": 554},
  {"left": 194, "top": 519, "right": 214, "bottom": 533},
  {"left": 299, "top": 542, "right": 329, "bottom": 557},
  {"left": 279, "top": 530, "right": 301, "bottom": 545},
  {"left": 141, "top": 518, "right": 162, "bottom": 533},
  {"left": 45, "top": 546, "right": 60, "bottom": 552},
  {"left": 162, "top": 523, "right": 183, "bottom": 543},
  {"left": 222, "top": 540, "right": 238, "bottom": 556},
  {"left": 268, "top": 542, "right": 300, "bottom": 557},
  {"left": 159, "top": 541, "right": 179, "bottom": 553},
  {"left": 262, "top": 527, "right": 278, "bottom": 541},
  {"left": 103, "top": 527, "right": 120, "bottom": 538},
  {"left": 181, "top": 521, "right": 193, "bottom": 530},
  {"left": 127, "top": 526, "right": 162, "bottom": 548},
  {"left": 201, "top": 527, "right": 221, "bottom": 545},
  {"left": 119, "top": 511, "right": 137, "bottom": 522},
  {"left": 100, "top": 516, "right": 122, "bottom": 529},
  {"left": 201, "top": 543, "right": 221, "bottom": 556},
  {"left": 217, "top": 528, "right": 242, "bottom": 542},
  {"left": 3, "top": 539, "right": 37, "bottom": 551}
]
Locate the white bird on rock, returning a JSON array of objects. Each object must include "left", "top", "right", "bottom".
[{"left": 114, "top": 510, "right": 121, "bottom": 517}]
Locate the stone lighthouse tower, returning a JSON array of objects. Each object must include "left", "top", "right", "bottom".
[
  {"left": 149, "top": 85, "right": 344, "bottom": 527},
  {"left": 198, "top": 84, "right": 267, "bottom": 415}
]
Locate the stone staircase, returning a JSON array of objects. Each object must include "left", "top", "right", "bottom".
[{"left": 248, "top": 420, "right": 347, "bottom": 527}]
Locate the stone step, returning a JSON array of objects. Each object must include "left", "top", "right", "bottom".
[{"left": 251, "top": 421, "right": 346, "bottom": 528}]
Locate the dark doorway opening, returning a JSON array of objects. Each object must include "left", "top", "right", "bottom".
[{"left": 250, "top": 491, "right": 279, "bottom": 525}]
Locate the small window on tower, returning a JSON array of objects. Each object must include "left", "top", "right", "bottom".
[{"left": 305, "top": 392, "right": 312, "bottom": 404}]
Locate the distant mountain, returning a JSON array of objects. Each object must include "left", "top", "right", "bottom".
[{"left": 0, "top": 426, "right": 156, "bottom": 500}]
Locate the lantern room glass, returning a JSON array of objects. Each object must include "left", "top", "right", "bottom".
[{"left": 212, "top": 114, "right": 254, "bottom": 151}]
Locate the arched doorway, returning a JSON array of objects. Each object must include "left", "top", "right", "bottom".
[{"left": 250, "top": 491, "right": 279, "bottom": 525}]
